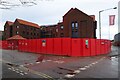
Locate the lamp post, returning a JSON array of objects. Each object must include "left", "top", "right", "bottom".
[{"left": 99, "top": 7, "right": 117, "bottom": 39}]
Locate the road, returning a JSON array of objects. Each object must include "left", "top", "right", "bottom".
[{"left": 0, "top": 46, "right": 119, "bottom": 80}]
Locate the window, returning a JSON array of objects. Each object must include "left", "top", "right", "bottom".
[
  {"left": 71, "top": 22, "right": 78, "bottom": 30},
  {"left": 75, "top": 22, "right": 78, "bottom": 29},
  {"left": 16, "top": 26, "right": 19, "bottom": 28},
  {"left": 16, "top": 31, "right": 19, "bottom": 34},
  {"left": 23, "top": 31, "right": 25, "bottom": 34},
  {"left": 56, "top": 29, "right": 58, "bottom": 32},
  {"left": 27, "top": 32, "right": 29, "bottom": 35},
  {"left": 60, "top": 25, "right": 64, "bottom": 29},
  {"left": 72, "top": 22, "right": 74, "bottom": 29}
]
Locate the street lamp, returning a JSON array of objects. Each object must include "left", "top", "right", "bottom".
[{"left": 99, "top": 7, "right": 117, "bottom": 39}]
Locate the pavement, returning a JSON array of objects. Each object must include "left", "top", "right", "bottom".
[{"left": 0, "top": 46, "right": 119, "bottom": 80}]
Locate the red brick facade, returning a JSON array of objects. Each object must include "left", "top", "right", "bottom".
[
  {"left": 4, "top": 19, "right": 40, "bottom": 40},
  {"left": 4, "top": 8, "right": 97, "bottom": 39}
]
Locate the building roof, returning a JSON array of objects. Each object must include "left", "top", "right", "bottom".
[
  {"left": 41, "top": 24, "right": 57, "bottom": 27},
  {"left": 7, "top": 35, "right": 26, "bottom": 40},
  {"left": 63, "top": 8, "right": 93, "bottom": 20},
  {"left": 90, "top": 15, "right": 95, "bottom": 21},
  {"left": 16, "top": 19, "right": 40, "bottom": 28},
  {"left": 6, "top": 21, "right": 14, "bottom": 26}
]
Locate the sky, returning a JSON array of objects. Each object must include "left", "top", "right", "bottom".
[{"left": 0, "top": 0, "right": 119, "bottom": 40}]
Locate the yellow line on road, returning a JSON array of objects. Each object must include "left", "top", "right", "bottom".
[
  {"left": 0, "top": 58, "right": 54, "bottom": 80},
  {"left": 20, "top": 66, "right": 54, "bottom": 79}
]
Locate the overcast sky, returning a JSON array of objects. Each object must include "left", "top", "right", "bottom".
[{"left": 0, "top": 0, "right": 119, "bottom": 39}]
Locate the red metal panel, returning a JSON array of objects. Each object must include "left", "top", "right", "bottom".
[
  {"left": 96, "top": 39, "right": 101, "bottom": 55},
  {"left": 34, "top": 39, "right": 37, "bottom": 53},
  {"left": 46, "top": 38, "right": 54, "bottom": 54},
  {"left": 18, "top": 40, "right": 21, "bottom": 51},
  {"left": 90, "top": 39, "right": 96, "bottom": 56},
  {"left": 100, "top": 39, "right": 105, "bottom": 54},
  {"left": 82, "top": 39, "right": 91, "bottom": 57},
  {"left": 14, "top": 40, "right": 18, "bottom": 50},
  {"left": 108, "top": 40, "right": 111, "bottom": 53},
  {"left": 104, "top": 40, "right": 108, "bottom": 54},
  {"left": 41, "top": 39, "right": 47, "bottom": 54},
  {"left": 26, "top": 40, "right": 29, "bottom": 52},
  {"left": 19, "top": 40, "right": 22, "bottom": 51},
  {"left": 2, "top": 41, "right": 8, "bottom": 49},
  {"left": 24, "top": 40, "right": 28, "bottom": 52},
  {"left": 30, "top": 40, "right": 34, "bottom": 53},
  {"left": 36, "top": 39, "right": 42, "bottom": 54},
  {"left": 53, "top": 38, "right": 62, "bottom": 55},
  {"left": 71, "top": 39, "right": 82, "bottom": 57},
  {"left": 62, "top": 38, "right": 71, "bottom": 56},
  {"left": 31, "top": 39, "right": 37, "bottom": 53},
  {"left": 22, "top": 40, "right": 25, "bottom": 52},
  {"left": 0, "top": 41, "right": 2, "bottom": 49},
  {"left": 28, "top": 39, "right": 32, "bottom": 52}
]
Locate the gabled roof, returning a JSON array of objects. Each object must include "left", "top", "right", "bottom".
[
  {"left": 63, "top": 8, "right": 92, "bottom": 19},
  {"left": 15, "top": 19, "right": 40, "bottom": 28},
  {"left": 7, "top": 35, "right": 26, "bottom": 40},
  {"left": 63, "top": 8, "right": 74, "bottom": 17},
  {"left": 6, "top": 21, "right": 14, "bottom": 26}
]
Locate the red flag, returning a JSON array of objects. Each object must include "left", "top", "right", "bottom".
[{"left": 109, "top": 15, "right": 115, "bottom": 26}]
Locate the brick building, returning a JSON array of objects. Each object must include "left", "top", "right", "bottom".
[
  {"left": 40, "top": 24, "right": 57, "bottom": 38},
  {"left": 4, "top": 8, "right": 97, "bottom": 39},
  {"left": 4, "top": 19, "right": 40, "bottom": 40},
  {"left": 4, "top": 21, "right": 14, "bottom": 39},
  {"left": 55, "top": 8, "right": 97, "bottom": 38}
]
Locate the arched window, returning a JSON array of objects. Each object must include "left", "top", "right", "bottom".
[
  {"left": 75, "top": 22, "right": 78, "bottom": 29},
  {"left": 72, "top": 22, "right": 74, "bottom": 29}
]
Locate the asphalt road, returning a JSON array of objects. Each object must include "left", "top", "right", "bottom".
[{"left": 0, "top": 46, "right": 119, "bottom": 80}]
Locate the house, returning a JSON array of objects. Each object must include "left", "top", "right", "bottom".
[
  {"left": 4, "top": 19, "right": 40, "bottom": 40},
  {"left": 4, "top": 8, "right": 97, "bottom": 39},
  {"left": 55, "top": 8, "right": 97, "bottom": 38}
]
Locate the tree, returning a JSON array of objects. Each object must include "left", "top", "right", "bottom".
[{"left": 0, "top": 0, "right": 38, "bottom": 9}]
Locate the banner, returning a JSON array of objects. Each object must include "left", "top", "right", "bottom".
[{"left": 109, "top": 15, "right": 115, "bottom": 26}]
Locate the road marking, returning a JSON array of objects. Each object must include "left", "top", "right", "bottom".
[
  {"left": 20, "top": 73, "right": 24, "bottom": 75},
  {"left": 24, "top": 72, "right": 28, "bottom": 74},
  {"left": 79, "top": 67, "right": 86, "bottom": 71},
  {"left": 20, "top": 71, "right": 23, "bottom": 73},
  {"left": 65, "top": 74, "right": 75, "bottom": 78},
  {"left": 8, "top": 68, "right": 12, "bottom": 70},
  {"left": 85, "top": 66, "right": 90, "bottom": 68},
  {"left": 64, "top": 57, "right": 106, "bottom": 78},
  {"left": 36, "top": 62, "right": 41, "bottom": 64},
  {"left": 1, "top": 59, "right": 53, "bottom": 79},
  {"left": 20, "top": 66, "right": 53, "bottom": 79},
  {"left": 16, "top": 69, "right": 19, "bottom": 71},
  {"left": 15, "top": 71, "right": 20, "bottom": 73},
  {"left": 73, "top": 70, "right": 80, "bottom": 74}
]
